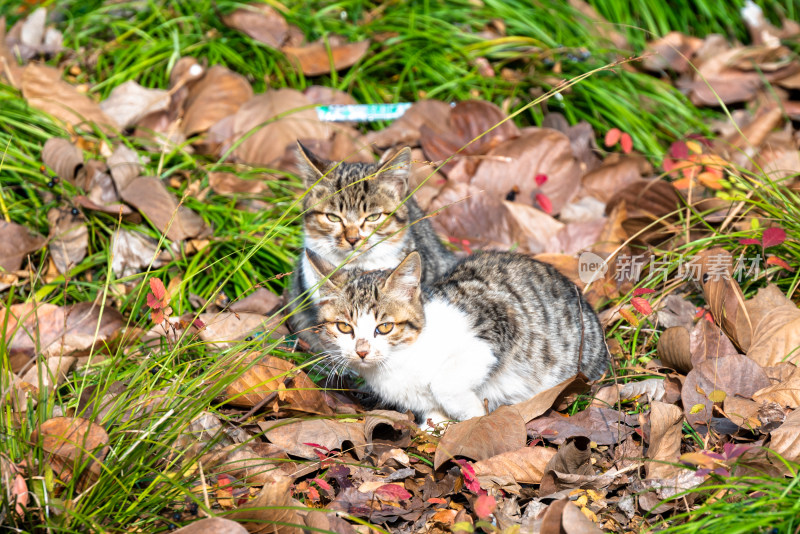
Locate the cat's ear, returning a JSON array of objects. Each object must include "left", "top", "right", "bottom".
[
  {"left": 296, "top": 141, "right": 329, "bottom": 187},
  {"left": 376, "top": 147, "right": 411, "bottom": 196},
  {"left": 383, "top": 251, "right": 422, "bottom": 300},
  {"left": 305, "top": 249, "right": 345, "bottom": 293}
]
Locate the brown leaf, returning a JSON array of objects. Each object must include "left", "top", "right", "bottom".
[
  {"left": 230, "top": 89, "right": 330, "bottom": 167},
  {"left": 515, "top": 374, "right": 591, "bottom": 422},
  {"left": 120, "top": 176, "right": 208, "bottom": 241},
  {"left": 283, "top": 37, "right": 370, "bottom": 76},
  {"left": 0, "top": 221, "right": 44, "bottom": 272},
  {"left": 470, "top": 129, "right": 581, "bottom": 215},
  {"left": 182, "top": 65, "right": 253, "bottom": 137},
  {"left": 693, "top": 248, "right": 753, "bottom": 352},
  {"left": 42, "top": 137, "right": 83, "bottom": 183},
  {"left": 106, "top": 144, "right": 143, "bottom": 192},
  {"left": 259, "top": 418, "right": 367, "bottom": 460},
  {"left": 747, "top": 288, "right": 800, "bottom": 367},
  {"left": 20, "top": 354, "right": 76, "bottom": 397},
  {"left": 580, "top": 153, "right": 650, "bottom": 204},
  {"left": 754, "top": 365, "right": 800, "bottom": 408},
  {"left": 688, "top": 46, "right": 763, "bottom": 106},
  {"left": 99, "top": 80, "right": 170, "bottom": 129},
  {"left": 539, "top": 436, "right": 593, "bottom": 495},
  {"left": 434, "top": 405, "right": 526, "bottom": 469},
  {"left": 657, "top": 326, "right": 692, "bottom": 374},
  {"left": 544, "top": 499, "right": 603, "bottom": 534},
  {"left": 643, "top": 32, "right": 704, "bottom": 73},
  {"left": 527, "top": 407, "right": 635, "bottom": 445},
  {"left": 473, "top": 446, "right": 556, "bottom": 484},
  {"left": 31, "top": 416, "right": 109, "bottom": 482},
  {"left": 419, "top": 100, "right": 520, "bottom": 174},
  {"left": 366, "top": 100, "right": 452, "bottom": 149},
  {"left": 173, "top": 518, "right": 249, "bottom": 534},
  {"left": 228, "top": 473, "right": 303, "bottom": 534},
  {"left": 209, "top": 172, "right": 267, "bottom": 195},
  {"left": 304, "top": 85, "right": 358, "bottom": 107},
  {"left": 222, "top": 3, "right": 289, "bottom": 49},
  {"left": 767, "top": 407, "right": 800, "bottom": 463},
  {"left": 690, "top": 319, "right": 739, "bottom": 366},
  {"left": 202, "top": 443, "right": 289, "bottom": 486},
  {"left": 303, "top": 511, "right": 357, "bottom": 534},
  {"left": 110, "top": 229, "right": 160, "bottom": 277},
  {"left": 605, "top": 179, "right": 684, "bottom": 244},
  {"left": 195, "top": 312, "right": 286, "bottom": 350},
  {"left": 645, "top": 401, "right": 684, "bottom": 480},
  {"left": 21, "top": 64, "right": 117, "bottom": 133},
  {"left": 363, "top": 410, "right": 415, "bottom": 452},
  {"left": 230, "top": 288, "right": 282, "bottom": 316},
  {"left": 223, "top": 353, "right": 332, "bottom": 415},
  {"left": 682, "top": 354, "right": 770, "bottom": 427},
  {"left": 47, "top": 208, "right": 88, "bottom": 274}
]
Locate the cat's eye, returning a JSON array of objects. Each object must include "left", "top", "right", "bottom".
[
  {"left": 365, "top": 213, "right": 382, "bottom": 222},
  {"left": 335, "top": 322, "right": 353, "bottom": 335},
  {"left": 375, "top": 322, "right": 394, "bottom": 335},
  {"left": 326, "top": 213, "right": 342, "bottom": 222}
]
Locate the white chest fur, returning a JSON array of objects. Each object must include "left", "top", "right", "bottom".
[{"left": 359, "top": 299, "right": 498, "bottom": 424}]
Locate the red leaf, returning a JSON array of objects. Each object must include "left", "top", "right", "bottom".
[
  {"left": 312, "top": 478, "right": 332, "bottom": 491},
  {"left": 663, "top": 156, "right": 676, "bottom": 173},
  {"left": 604, "top": 128, "right": 621, "bottom": 147},
  {"left": 217, "top": 475, "right": 232, "bottom": 488},
  {"left": 766, "top": 256, "right": 795, "bottom": 272},
  {"left": 151, "top": 309, "right": 164, "bottom": 324},
  {"left": 534, "top": 174, "right": 548, "bottom": 186},
  {"left": 631, "top": 297, "right": 652, "bottom": 316},
  {"left": 454, "top": 459, "right": 485, "bottom": 495},
  {"left": 427, "top": 497, "right": 447, "bottom": 505},
  {"left": 306, "top": 486, "right": 320, "bottom": 502},
  {"left": 192, "top": 318, "right": 206, "bottom": 329},
  {"left": 669, "top": 141, "right": 688, "bottom": 160},
  {"left": 302, "top": 442, "right": 329, "bottom": 452},
  {"left": 633, "top": 288, "right": 655, "bottom": 296},
  {"left": 739, "top": 238, "right": 761, "bottom": 246},
  {"left": 620, "top": 132, "right": 633, "bottom": 154},
  {"left": 375, "top": 484, "right": 411, "bottom": 501},
  {"left": 149, "top": 277, "right": 167, "bottom": 301},
  {"left": 762, "top": 227, "right": 787, "bottom": 248},
  {"left": 535, "top": 193, "right": 553, "bottom": 214},
  {"left": 474, "top": 494, "right": 497, "bottom": 519},
  {"left": 146, "top": 292, "right": 162, "bottom": 310}
]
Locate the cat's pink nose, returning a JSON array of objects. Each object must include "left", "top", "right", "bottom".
[
  {"left": 356, "top": 349, "right": 369, "bottom": 359},
  {"left": 345, "top": 236, "right": 359, "bottom": 246}
]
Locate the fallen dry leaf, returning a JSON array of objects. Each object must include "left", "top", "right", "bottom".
[
  {"left": 747, "top": 287, "right": 800, "bottom": 367},
  {"left": 515, "top": 374, "right": 591, "bottom": 422},
  {"left": 47, "top": 208, "right": 88, "bottom": 274},
  {"left": 283, "top": 36, "right": 370, "bottom": 76},
  {"left": 473, "top": 446, "right": 556, "bottom": 485},
  {"left": 434, "top": 405, "right": 526, "bottom": 469},
  {"left": 690, "top": 318, "right": 739, "bottom": 366},
  {"left": 645, "top": 401, "right": 684, "bottom": 480},
  {"left": 539, "top": 436, "right": 594, "bottom": 495},
  {"left": 195, "top": 311, "right": 285, "bottom": 350},
  {"left": 643, "top": 31, "right": 704, "bottom": 73},
  {"left": 120, "top": 176, "right": 208, "bottom": 241},
  {"left": 657, "top": 326, "right": 692, "bottom": 374},
  {"left": 31, "top": 416, "right": 109, "bottom": 483},
  {"left": 110, "top": 229, "right": 160, "bottom": 277},
  {"left": 366, "top": 100, "right": 452, "bottom": 149},
  {"left": 260, "top": 417, "right": 367, "bottom": 460},
  {"left": 209, "top": 171, "right": 267, "bottom": 195},
  {"left": 469, "top": 129, "right": 581, "bottom": 215},
  {"left": 754, "top": 365, "right": 800, "bottom": 408},
  {"left": 99, "top": 80, "right": 170, "bottom": 129},
  {"left": 19, "top": 354, "right": 76, "bottom": 398},
  {"left": 605, "top": 179, "right": 684, "bottom": 244},
  {"left": 682, "top": 353, "right": 770, "bottom": 427},
  {"left": 527, "top": 406, "right": 635, "bottom": 445},
  {"left": 173, "top": 518, "right": 249, "bottom": 534},
  {"left": 228, "top": 473, "right": 303, "bottom": 534},
  {"left": 182, "top": 65, "right": 253, "bottom": 137},
  {"left": 580, "top": 153, "right": 650, "bottom": 204},
  {"left": 767, "top": 407, "right": 800, "bottom": 463},
  {"left": 223, "top": 352, "right": 332, "bottom": 415},
  {"left": 0, "top": 221, "right": 44, "bottom": 272},
  {"left": 223, "top": 3, "right": 289, "bottom": 49},
  {"left": 22, "top": 64, "right": 116, "bottom": 133},
  {"left": 229, "top": 288, "right": 282, "bottom": 315},
  {"left": 230, "top": 89, "right": 330, "bottom": 167},
  {"left": 42, "top": 137, "right": 83, "bottom": 183}
]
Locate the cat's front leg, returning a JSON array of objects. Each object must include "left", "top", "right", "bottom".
[{"left": 433, "top": 389, "right": 486, "bottom": 422}]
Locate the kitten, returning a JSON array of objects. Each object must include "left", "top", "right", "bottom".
[
  {"left": 287, "top": 144, "right": 455, "bottom": 352},
  {"left": 307, "top": 249, "right": 609, "bottom": 425}
]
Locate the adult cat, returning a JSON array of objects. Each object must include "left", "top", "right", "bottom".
[{"left": 308, "top": 249, "right": 609, "bottom": 425}]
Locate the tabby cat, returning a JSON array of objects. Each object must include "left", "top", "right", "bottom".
[
  {"left": 307, "top": 249, "right": 609, "bottom": 425},
  {"left": 287, "top": 144, "right": 455, "bottom": 351}
]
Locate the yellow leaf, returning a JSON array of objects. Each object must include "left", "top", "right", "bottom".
[
  {"left": 581, "top": 506, "right": 599, "bottom": 522},
  {"left": 690, "top": 403, "right": 706, "bottom": 414},
  {"left": 619, "top": 308, "right": 639, "bottom": 327},
  {"left": 708, "top": 390, "right": 727, "bottom": 403},
  {"left": 686, "top": 140, "right": 703, "bottom": 154}
]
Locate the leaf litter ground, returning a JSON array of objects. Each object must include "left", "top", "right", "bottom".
[{"left": 2, "top": 2, "right": 800, "bottom": 533}]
